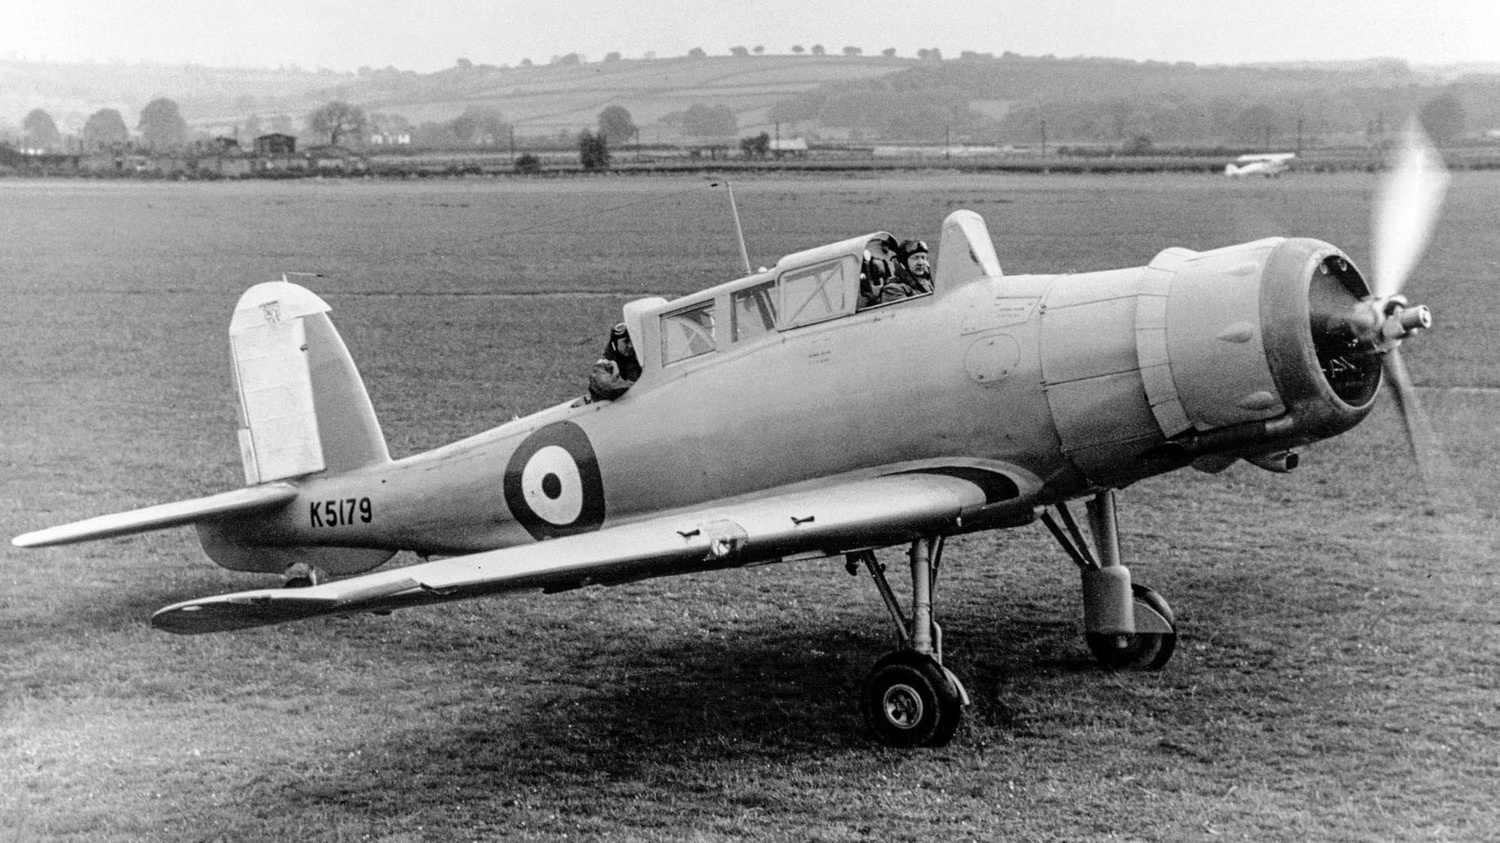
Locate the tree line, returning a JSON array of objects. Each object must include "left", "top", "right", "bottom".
[
  {"left": 768, "top": 56, "right": 1493, "bottom": 146},
  {"left": 11, "top": 98, "right": 503, "bottom": 153},
  {"left": 21, "top": 53, "right": 1484, "bottom": 167},
  {"left": 9, "top": 94, "right": 759, "bottom": 176},
  {"left": 11, "top": 52, "right": 1498, "bottom": 162},
  {"left": 19, "top": 98, "right": 190, "bottom": 152}
]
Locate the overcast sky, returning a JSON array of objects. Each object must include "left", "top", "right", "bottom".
[{"left": 3, "top": 0, "right": 1497, "bottom": 73}]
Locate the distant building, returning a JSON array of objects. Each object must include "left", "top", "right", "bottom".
[
  {"left": 369, "top": 131, "right": 411, "bottom": 146},
  {"left": 304, "top": 145, "right": 367, "bottom": 173},
  {"left": 195, "top": 149, "right": 253, "bottom": 177},
  {"left": 254, "top": 155, "right": 307, "bottom": 174},
  {"left": 770, "top": 138, "right": 809, "bottom": 158},
  {"left": 254, "top": 133, "right": 296, "bottom": 156},
  {"left": 138, "top": 154, "right": 188, "bottom": 176},
  {"left": 687, "top": 144, "right": 732, "bottom": 160}
]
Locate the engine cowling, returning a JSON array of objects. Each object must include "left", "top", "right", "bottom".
[{"left": 1037, "top": 237, "right": 1382, "bottom": 486}]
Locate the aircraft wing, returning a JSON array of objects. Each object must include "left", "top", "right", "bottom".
[
  {"left": 12, "top": 484, "right": 299, "bottom": 548},
  {"left": 152, "top": 467, "right": 1039, "bottom": 635}
]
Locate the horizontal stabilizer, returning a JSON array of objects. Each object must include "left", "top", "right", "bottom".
[
  {"left": 13, "top": 484, "right": 299, "bottom": 548},
  {"left": 152, "top": 467, "right": 1041, "bottom": 635}
]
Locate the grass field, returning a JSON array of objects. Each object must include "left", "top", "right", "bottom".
[{"left": 2, "top": 172, "right": 1497, "bottom": 842}]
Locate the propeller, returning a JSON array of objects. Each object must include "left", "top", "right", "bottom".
[
  {"left": 1371, "top": 123, "right": 1450, "bottom": 300},
  {"left": 1365, "top": 122, "right": 1459, "bottom": 512}
]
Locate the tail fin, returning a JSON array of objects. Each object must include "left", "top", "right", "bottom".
[
  {"left": 13, "top": 281, "right": 390, "bottom": 566},
  {"left": 231, "top": 281, "right": 389, "bottom": 484}
]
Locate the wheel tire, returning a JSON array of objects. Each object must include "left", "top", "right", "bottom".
[
  {"left": 282, "top": 563, "right": 321, "bottom": 589},
  {"left": 1086, "top": 584, "right": 1177, "bottom": 671},
  {"left": 861, "top": 651, "right": 963, "bottom": 747}
]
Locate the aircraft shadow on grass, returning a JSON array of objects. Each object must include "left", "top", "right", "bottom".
[
  {"left": 255, "top": 616, "right": 1068, "bottom": 808},
  {"left": 285, "top": 595, "right": 1139, "bottom": 766}
]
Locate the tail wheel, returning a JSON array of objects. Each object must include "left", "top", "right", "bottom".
[
  {"left": 1086, "top": 584, "right": 1177, "bottom": 670},
  {"left": 861, "top": 650, "right": 963, "bottom": 747},
  {"left": 281, "top": 563, "right": 323, "bottom": 589}
]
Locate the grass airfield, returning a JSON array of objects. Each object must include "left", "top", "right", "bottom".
[{"left": 2, "top": 171, "right": 1497, "bottom": 842}]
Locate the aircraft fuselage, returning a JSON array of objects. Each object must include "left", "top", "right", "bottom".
[{"left": 200, "top": 221, "right": 1382, "bottom": 574}]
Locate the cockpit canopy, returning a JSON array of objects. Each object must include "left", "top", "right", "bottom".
[{"left": 617, "top": 209, "right": 1002, "bottom": 391}]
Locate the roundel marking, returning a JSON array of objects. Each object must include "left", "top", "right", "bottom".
[
  {"left": 521, "top": 445, "right": 584, "bottom": 525},
  {"left": 504, "top": 421, "right": 606, "bottom": 539}
]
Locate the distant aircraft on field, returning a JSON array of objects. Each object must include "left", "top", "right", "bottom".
[
  {"left": 15, "top": 128, "right": 1449, "bottom": 747},
  {"left": 1225, "top": 152, "right": 1296, "bottom": 177}
]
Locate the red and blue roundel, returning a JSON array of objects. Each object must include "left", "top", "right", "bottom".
[{"left": 503, "top": 422, "right": 606, "bottom": 539}]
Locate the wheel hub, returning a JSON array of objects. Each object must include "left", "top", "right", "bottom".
[{"left": 881, "top": 683, "right": 924, "bottom": 729}]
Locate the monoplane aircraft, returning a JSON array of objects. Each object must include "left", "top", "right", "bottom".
[
  {"left": 14, "top": 129, "right": 1448, "bottom": 747},
  {"left": 1225, "top": 152, "right": 1296, "bottom": 177}
]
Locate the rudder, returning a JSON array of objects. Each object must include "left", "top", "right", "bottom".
[{"left": 230, "top": 280, "right": 390, "bottom": 484}]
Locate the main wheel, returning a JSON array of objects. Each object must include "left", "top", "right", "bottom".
[
  {"left": 1086, "top": 584, "right": 1177, "bottom": 670},
  {"left": 860, "top": 650, "right": 963, "bottom": 747}
]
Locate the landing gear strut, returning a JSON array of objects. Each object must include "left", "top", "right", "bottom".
[
  {"left": 849, "top": 536, "right": 969, "bottom": 747},
  {"left": 1041, "top": 490, "right": 1177, "bottom": 670}
]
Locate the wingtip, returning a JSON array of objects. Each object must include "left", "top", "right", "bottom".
[
  {"left": 12, "top": 529, "right": 61, "bottom": 549},
  {"left": 151, "top": 591, "right": 340, "bottom": 635}
]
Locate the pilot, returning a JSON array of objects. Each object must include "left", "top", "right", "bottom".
[
  {"left": 893, "top": 239, "right": 933, "bottom": 294},
  {"left": 587, "top": 322, "right": 642, "bottom": 402},
  {"left": 875, "top": 268, "right": 917, "bottom": 304}
]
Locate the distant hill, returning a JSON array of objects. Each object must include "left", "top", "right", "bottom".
[
  {"left": 0, "top": 54, "right": 909, "bottom": 142},
  {"left": 0, "top": 59, "right": 339, "bottom": 134},
  {"left": 4, "top": 53, "right": 1498, "bottom": 148},
  {"left": 317, "top": 55, "right": 906, "bottom": 137}
]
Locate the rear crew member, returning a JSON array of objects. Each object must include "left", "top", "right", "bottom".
[{"left": 587, "top": 322, "right": 641, "bottom": 402}]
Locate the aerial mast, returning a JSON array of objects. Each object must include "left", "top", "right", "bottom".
[{"left": 714, "top": 179, "right": 753, "bottom": 275}]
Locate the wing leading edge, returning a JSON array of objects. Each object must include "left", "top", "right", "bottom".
[{"left": 152, "top": 468, "right": 1039, "bottom": 635}]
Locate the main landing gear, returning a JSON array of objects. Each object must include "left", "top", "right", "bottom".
[
  {"left": 1040, "top": 489, "right": 1177, "bottom": 671},
  {"left": 850, "top": 490, "right": 1177, "bottom": 747},
  {"left": 848, "top": 537, "right": 969, "bottom": 747}
]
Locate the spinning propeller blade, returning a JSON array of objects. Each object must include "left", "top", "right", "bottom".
[
  {"left": 1382, "top": 347, "right": 1464, "bottom": 513},
  {"left": 1371, "top": 122, "right": 1449, "bottom": 300},
  {"left": 1369, "top": 122, "right": 1461, "bottom": 512}
]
